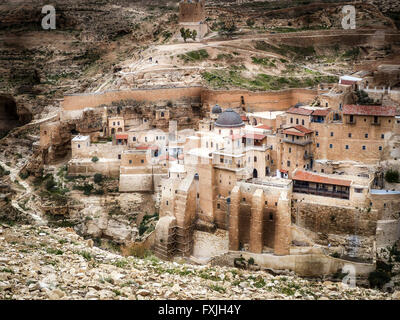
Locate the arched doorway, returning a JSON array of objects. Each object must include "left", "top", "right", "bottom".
[{"left": 253, "top": 169, "right": 258, "bottom": 178}]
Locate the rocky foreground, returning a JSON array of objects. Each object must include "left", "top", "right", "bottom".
[{"left": 0, "top": 223, "right": 397, "bottom": 300}]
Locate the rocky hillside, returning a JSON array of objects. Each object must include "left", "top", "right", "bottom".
[{"left": 0, "top": 223, "right": 398, "bottom": 300}]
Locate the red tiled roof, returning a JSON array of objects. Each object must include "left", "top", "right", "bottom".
[
  {"left": 287, "top": 107, "right": 313, "bottom": 116},
  {"left": 243, "top": 133, "right": 266, "bottom": 140},
  {"left": 283, "top": 125, "right": 313, "bottom": 137},
  {"left": 340, "top": 80, "right": 356, "bottom": 85},
  {"left": 294, "top": 125, "right": 313, "bottom": 134},
  {"left": 293, "top": 170, "right": 351, "bottom": 187},
  {"left": 312, "top": 109, "right": 330, "bottom": 116},
  {"left": 116, "top": 134, "right": 128, "bottom": 140},
  {"left": 283, "top": 129, "right": 305, "bottom": 137},
  {"left": 255, "top": 124, "right": 272, "bottom": 130},
  {"left": 343, "top": 105, "right": 396, "bottom": 117}
]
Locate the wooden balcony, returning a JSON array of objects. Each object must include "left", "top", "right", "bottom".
[{"left": 293, "top": 186, "right": 349, "bottom": 199}]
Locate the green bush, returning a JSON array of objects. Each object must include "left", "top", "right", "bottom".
[
  {"left": 91, "top": 156, "right": 99, "bottom": 163},
  {"left": 94, "top": 173, "right": 103, "bottom": 184},
  {"left": 45, "top": 177, "right": 56, "bottom": 191},
  {"left": 368, "top": 270, "right": 391, "bottom": 289},
  {"left": 385, "top": 170, "right": 399, "bottom": 183}
]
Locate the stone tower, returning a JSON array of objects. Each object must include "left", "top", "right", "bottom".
[
  {"left": 179, "top": 0, "right": 206, "bottom": 23},
  {"left": 178, "top": 0, "right": 208, "bottom": 40}
]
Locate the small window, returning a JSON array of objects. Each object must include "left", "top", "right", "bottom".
[
  {"left": 348, "top": 133, "right": 352, "bottom": 138},
  {"left": 269, "top": 213, "right": 273, "bottom": 221},
  {"left": 362, "top": 146, "right": 366, "bottom": 150},
  {"left": 296, "top": 119, "right": 299, "bottom": 125},
  {"left": 78, "top": 144, "right": 80, "bottom": 148},
  {"left": 289, "top": 147, "right": 291, "bottom": 153},
  {"left": 365, "top": 133, "right": 368, "bottom": 138},
  {"left": 354, "top": 188, "right": 363, "bottom": 193},
  {"left": 129, "top": 160, "right": 132, "bottom": 164},
  {"left": 345, "top": 145, "right": 349, "bottom": 150},
  {"left": 166, "top": 201, "right": 168, "bottom": 205},
  {"left": 217, "top": 203, "right": 220, "bottom": 209},
  {"left": 141, "top": 159, "right": 144, "bottom": 163},
  {"left": 254, "top": 156, "right": 257, "bottom": 162},
  {"left": 302, "top": 119, "right": 304, "bottom": 125},
  {"left": 290, "top": 118, "right": 293, "bottom": 124},
  {"left": 287, "top": 160, "right": 290, "bottom": 167},
  {"left": 379, "top": 146, "right": 382, "bottom": 151},
  {"left": 330, "top": 144, "right": 333, "bottom": 149},
  {"left": 118, "top": 154, "right": 121, "bottom": 159},
  {"left": 133, "top": 137, "right": 136, "bottom": 141},
  {"left": 242, "top": 198, "right": 246, "bottom": 202},
  {"left": 330, "top": 132, "right": 334, "bottom": 137},
  {"left": 316, "top": 131, "right": 319, "bottom": 136},
  {"left": 316, "top": 143, "right": 320, "bottom": 148},
  {"left": 381, "top": 134, "right": 384, "bottom": 139}
]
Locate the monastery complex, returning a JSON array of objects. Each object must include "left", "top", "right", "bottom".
[{"left": 34, "top": 1, "right": 400, "bottom": 277}]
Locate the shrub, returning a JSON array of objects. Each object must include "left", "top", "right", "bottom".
[
  {"left": 368, "top": 270, "right": 391, "bottom": 289},
  {"left": 93, "top": 173, "right": 103, "bottom": 184},
  {"left": 385, "top": 169, "right": 399, "bottom": 183},
  {"left": 91, "top": 156, "right": 99, "bottom": 163},
  {"left": 248, "top": 257, "right": 255, "bottom": 265},
  {"left": 45, "top": 177, "right": 56, "bottom": 191}
]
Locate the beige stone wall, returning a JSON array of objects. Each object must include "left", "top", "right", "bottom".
[
  {"left": 62, "top": 87, "right": 204, "bottom": 111},
  {"left": 67, "top": 159, "right": 120, "bottom": 177},
  {"left": 311, "top": 114, "right": 395, "bottom": 163},
  {"left": 179, "top": 0, "right": 205, "bottom": 23},
  {"left": 291, "top": 200, "right": 378, "bottom": 237},
  {"left": 71, "top": 141, "right": 125, "bottom": 160},
  {"left": 202, "top": 88, "right": 317, "bottom": 112}
]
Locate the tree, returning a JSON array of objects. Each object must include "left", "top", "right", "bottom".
[
  {"left": 180, "top": 27, "right": 187, "bottom": 42},
  {"left": 94, "top": 173, "right": 103, "bottom": 184},
  {"left": 191, "top": 29, "right": 197, "bottom": 41},
  {"left": 219, "top": 18, "right": 237, "bottom": 37},
  {"left": 180, "top": 28, "right": 197, "bottom": 42},
  {"left": 385, "top": 169, "right": 399, "bottom": 183}
]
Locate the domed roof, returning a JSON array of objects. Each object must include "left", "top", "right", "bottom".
[
  {"left": 215, "top": 108, "right": 245, "bottom": 128},
  {"left": 211, "top": 104, "right": 222, "bottom": 114}
]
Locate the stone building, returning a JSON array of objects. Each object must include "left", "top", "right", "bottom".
[{"left": 178, "top": 0, "right": 208, "bottom": 40}]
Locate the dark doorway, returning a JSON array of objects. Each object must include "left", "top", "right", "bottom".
[{"left": 253, "top": 169, "right": 258, "bottom": 178}]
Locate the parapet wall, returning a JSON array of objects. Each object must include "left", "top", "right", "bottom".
[
  {"left": 61, "top": 86, "right": 318, "bottom": 119},
  {"left": 201, "top": 88, "right": 317, "bottom": 112},
  {"left": 62, "top": 87, "right": 204, "bottom": 111}
]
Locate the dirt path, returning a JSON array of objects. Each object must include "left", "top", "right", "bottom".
[{"left": 0, "top": 160, "right": 46, "bottom": 225}]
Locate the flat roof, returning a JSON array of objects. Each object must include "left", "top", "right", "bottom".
[
  {"left": 72, "top": 135, "right": 90, "bottom": 142},
  {"left": 247, "top": 111, "right": 285, "bottom": 119}
]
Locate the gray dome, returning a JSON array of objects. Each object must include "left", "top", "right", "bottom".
[
  {"left": 212, "top": 104, "right": 222, "bottom": 114},
  {"left": 215, "top": 108, "right": 244, "bottom": 128}
]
